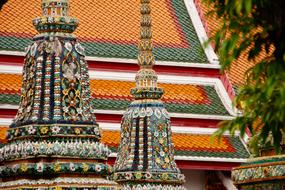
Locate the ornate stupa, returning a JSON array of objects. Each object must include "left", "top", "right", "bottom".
[
  {"left": 0, "top": 0, "right": 117, "bottom": 189},
  {"left": 113, "top": 0, "right": 186, "bottom": 189},
  {"left": 232, "top": 141, "right": 285, "bottom": 189}
]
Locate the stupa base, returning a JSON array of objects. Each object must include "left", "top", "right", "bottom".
[
  {"left": 0, "top": 177, "right": 118, "bottom": 190},
  {"left": 232, "top": 155, "right": 285, "bottom": 190},
  {"left": 120, "top": 183, "right": 186, "bottom": 190},
  {"left": 235, "top": 182, "right": 285, "bottom": 190}
]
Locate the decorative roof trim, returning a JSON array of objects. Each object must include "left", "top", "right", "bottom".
[
  {"left": 240, "top": 135, "right": 250, "bottom": 151},
  {"left": 184, "top": 0, "right": 219, "bottom": 65},
  {"left": 0, "top": 105, "right": 234, "bottom": 120},
  {"left": 215, "top": 79, "right": 237, "bottom": 116},
  {"left": 0, "top": 119, "right": 233, "bottom": 135},
  {"left": 0, "top": 50, "right": 221, "bottom": 69},
  {"left": 88, "top": 71, "right": 237, "bottom": 116},
  {"left": 86, "top": 56, "right": 221, "bottom": 69},
  {"left": 0, "top": 118, "right": 13, "bottom": 127},
  {"left": 0, "top": 65, "right": 23, "bottom": 74},
  {"left": 94, "top": 109, "right": 234, "bottom": 120},
  {"left": 109, "top": 153, "right": 246, "bottom": 163},
  {"left": 0, "top": 50, "right": 25, "bottom": 56},
  {"left": 0, "top": 104, "right": 19, "bottom": 109},
  {"left": 0, "top": 118, "right": 14, "bottom": 125},
  {"left": 98, "top": 122, "right": 239, "bottom": 136},
  {"left": 174, "top": 156, "right": 247, "bottom": 163}
]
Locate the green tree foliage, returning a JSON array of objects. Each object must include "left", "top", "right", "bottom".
[
  {"left": 0, "top": 0, "right": 8, "bottom": 10},
  {"left": 205, "top": 0, "right": 285, "bottom": 154}
]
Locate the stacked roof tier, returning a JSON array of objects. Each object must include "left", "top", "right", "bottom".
[{"left": 0, "top": 0, "right": 250, "bottom": 178}]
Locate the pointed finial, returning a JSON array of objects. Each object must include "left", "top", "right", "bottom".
[
  {"left": 41, "top": 0, "right": 70, "bottom": 17},
  {"left": 132, "top": 0, "right": 164, "bottom": 100},
  {"left": 113, "top": 1, "right": 186, "bottom": 188},
  {"left": 138, "top": 0, "right": 155, "bottom": 68},
  {"left": 33, "top": 0, "right": 79, "bottom": 35}
]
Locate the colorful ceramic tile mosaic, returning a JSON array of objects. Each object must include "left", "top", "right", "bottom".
[
  {"left": 0, "top": 0, "right": 116, "bottom": 189},
  {"left": 0, "top": 178, "right": 117, "bottom": 190},
  {"left": 232, "top": 155, "right": 285, "bottom": 189},
  {"left": 0, "top": 0, "right": 208, "bottom": 63},
  {"left": 0, "top": 73, "right": 230, "bottom": 116},
  {"left": 113, "top": 0, "right": 186, "bottom": 189}
]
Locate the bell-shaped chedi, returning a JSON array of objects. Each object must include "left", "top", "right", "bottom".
[
  {"left": 113, "top": 0, "right": 186, "bottom": 189},
  {"left": 0, "top": 0, "right": 117, "bottom": 189}
]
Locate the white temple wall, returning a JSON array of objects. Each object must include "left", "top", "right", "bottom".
[{"left": 181, "top": 169, "right": 206, "bottom": 190}]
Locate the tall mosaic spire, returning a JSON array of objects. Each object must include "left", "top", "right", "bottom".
[
  {"left": 113, "top": 0, "right": 186, "bottom": 189},
  {"left": 0, "top": 0, "right": 117, "bottom": 189}
]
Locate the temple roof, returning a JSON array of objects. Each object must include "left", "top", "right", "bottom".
[
  {"left": 0, "top": 125, "right": 249, "bottom": 160},
  {"left": 0, "top": 0, "right": 211, "bottom": 64},
  {"left": 0, "top": 0, "right": 250, "bottom": 165},
  {"left": 0, "top": 73, "right": 231, "bottom": 116},
  {"left": 102, "top": 130, "right": 249, "bottom": 160}
]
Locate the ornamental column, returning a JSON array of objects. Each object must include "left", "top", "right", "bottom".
[
  {"left": 113, "top": 0, "right": 186, "bottom": 189},
  {"left": 0, "top": 0, "right": 117, "bottom": 189}
]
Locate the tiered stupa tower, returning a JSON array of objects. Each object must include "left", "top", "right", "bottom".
[
  {"left": 113, "top": 0, "right": 186, "bottom": 189},
  {"left": 0, "top": 0, "right": 117, "bottom": 189}
]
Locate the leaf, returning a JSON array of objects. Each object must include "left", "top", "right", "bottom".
[
  {"left": 204, "top": 0, "right": 285, "bottom": 155},
  {"left": 265, "top": 79, "right": 275, "bottom": 98},
  {"left": 235, "top": 1, "right": 242, "bottom": 14},
  {"left": 244, "top": 0, "right": 252, "bottom": 14}
]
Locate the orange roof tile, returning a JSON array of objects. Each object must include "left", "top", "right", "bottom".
[
  {"left": 0, "top": 126, "right": 8, "bottom": 143},
  {"left": 195, "top": 0, "right": 269, "bottom": 86},
  {"left": 101, "top": 130, "right": 121, "bottom": 148},
  {"left": 0, "top": 73, "right": 209, "bottom": 104},
  {"left": 91, "top": 79, "right": 208, "bottom": 104},
  {"left": 102, "top": 130, "right": 235, "bottom": 153},
  {"left": 172, "top": 133, "right": 235, "bottom": 152},
  {"left": 0, "top": 0, "right": 209, "bottom": 63},
  {"left": 0, "top": 74, "right": 22, "bottom": 95},
  {"left": 0, "top": 0, "right": 186, "bottom": 47}
]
